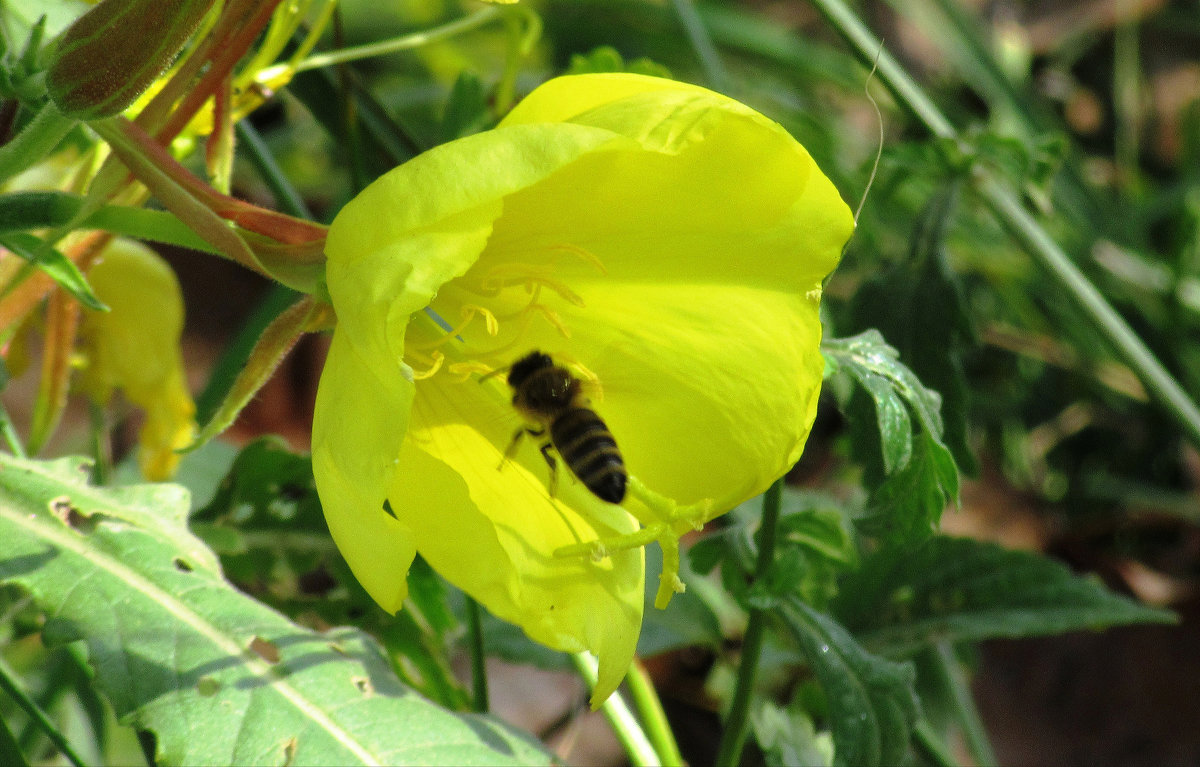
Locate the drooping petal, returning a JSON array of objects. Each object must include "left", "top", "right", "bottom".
[{"left": 78, "top": 238, "right": 197, "bottom": 480}]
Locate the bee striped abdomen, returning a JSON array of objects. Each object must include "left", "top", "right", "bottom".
[{"left": 551, "top": 407, "right": 627, "bottom": 504}]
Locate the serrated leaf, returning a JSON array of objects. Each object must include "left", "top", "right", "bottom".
[
  {"left": 825, "top": 330, "right": 947, "bottom": 473},
  {"left": 844, "top": 187, "right": 978, "bottom": 474},
  {"left": 193, "top": 438, "right": 469, "bottom": 708},
  {"left": 564, "top": 45, "right": 673, "bottom": 79},
  {"left": 825, "top": 331, "right": 960, "bottom": 544},
  {"left": 752, "top": 700, "right": 833, "bottom": 767},
  {"left": 857, "top": 432, "right": 959, "bottom": 543},
  {"left": 0, "top": 453, "right": 550, "bottom": 766},
  {"left": 778, "top": 598, "right": 920, "bottom": 767},
  {"left": 833, "top": 536, "right": 1176, "bottom": 657}
]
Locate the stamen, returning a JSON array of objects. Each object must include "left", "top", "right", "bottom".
[
  {"left": 463, "top": 304, "right": 500, "bottom": 336},
  {"left": 530, "top": 304, "right": 570, "bottom": 338},
  {"left": 546, "top": 243, "right": 608, "bottom": 275},
  {"left": 552, "top": 475, "right": 712, "bottom": 609},
  {"left": 410, "top": 351, "right": 445, "bottom": 380},
  {"left": 448, "top": 361, "right": 497, "bottom": 381}
]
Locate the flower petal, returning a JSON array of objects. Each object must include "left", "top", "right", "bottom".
[
  {"left": 390, "top": 373, "right": 643, "bottom": 703},
  {"left": 78, "top": 238, "right": 197, "bottom": 480}
]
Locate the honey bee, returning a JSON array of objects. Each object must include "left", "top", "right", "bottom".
[{"left": 505, "top": 351, "right": 627, "bottom": 504}]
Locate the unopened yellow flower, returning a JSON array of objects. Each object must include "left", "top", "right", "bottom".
[
  {"left": 312, "top": 73, "right": 853, "bottom": 703},
  {"left": 78, "top": 239, "right": 196, "bottom": 480}
]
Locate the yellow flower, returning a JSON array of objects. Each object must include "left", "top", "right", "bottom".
[
  {"left": 312, "top": 73, "right": 853, "bottom": 704},
  {"left": 78, "top": 239, "right": 196, "bottom": 481}
]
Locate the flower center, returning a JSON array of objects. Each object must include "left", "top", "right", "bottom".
[{"left": 403, "top": 243, "right": 605, "bottom": 382}]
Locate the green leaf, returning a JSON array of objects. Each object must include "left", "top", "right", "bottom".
[
  {"left": 826, "top": 330, "right": 948, "bottom": 474},
  {"left": 825, "top": 331, "right": 960, "bottom": 542},
  {"left": 693, "top": 488, "right": 860, "bottom": 611},
  {"left": 833, "top": 536, "right": 1177, "bottom": 657},
  {"left": 778, "top": 598, "right": 920, "bottom": 767},
  {"left": 3, "top": 0, "right": 92, "bottom": 42},
  {"left": 193, "top": 438, "right": 471, "bottom": 708},
  {"left": 0, "top": 713, "right": 29, "bottom": 767},
  {"left": 0, "top": 453, "right": 550, "bottom": 766},
  {"left": 845, "top": 187, "right": 978, "bottom": 474},
  {"left": 441, "top": 71, "right": 492, "bottom": 142},
  {"left": 0, "top": 232, "right": 105, "bottom": 310},
  {"left": 752, "top": 700, "right": 833, "bottom": 767},
  {"left": 0, "top": 192, "right": 216, "bottom": 253},
  {"left": 857, "top": 432, "right": 959, "bottom": 542},
  {"left": 564, "top": 45, "right": 673, "bottom": 78}
]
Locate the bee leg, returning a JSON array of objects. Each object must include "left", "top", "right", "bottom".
[
  {"left": 498, "top": 427, "right": 547, "bottom": 471},
  {"left": 498, "top": 428, "right": 526, "bottom": 471},
  {"left": 539, "top": 442, "right": 559, "bottom": 497}
]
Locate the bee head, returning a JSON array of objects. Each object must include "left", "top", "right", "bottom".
[{"left": 507, "top": 350, "right": 555, "bottom": 389}]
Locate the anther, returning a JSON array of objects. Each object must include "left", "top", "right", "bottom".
[{"left": 410, "top": 351, "right": 445, "bottom": 380}]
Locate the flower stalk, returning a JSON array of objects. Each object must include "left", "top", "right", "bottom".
[{"left": 714, "top": 478, "right": 782, "bottom": 767}]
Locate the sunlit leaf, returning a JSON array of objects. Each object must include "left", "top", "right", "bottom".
[{"left": 0, "top": 453, "right": 550, "bottom": 766}]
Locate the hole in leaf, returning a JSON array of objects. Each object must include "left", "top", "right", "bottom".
[
  {"left": 352, "top": 675, "right": 373, "bottom": 696},
  {"left": 197, "top": 676, "right": 221, "bottom": 696},
  {"left": 249, "top": 636, "right": 280, "bottom": 664},
  {"left": 281, "top": 737, "right": 298, "bottom": 767},
  {"left": 173, "top": 557, "right": 193, "bottom": 572},
  {"left": 49, "top": 496, "right": 96, "bottom": 533}
]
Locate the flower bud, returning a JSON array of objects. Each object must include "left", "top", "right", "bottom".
[{"left": 47, "top": 0, "right": 215, "bottom": 119}]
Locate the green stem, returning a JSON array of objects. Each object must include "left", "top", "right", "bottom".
[
  {"left": 195, "top": 119, "right": 307, "bottom": 423},
  {"left": 281, "top": 7, "right": 504, "bottom": 75},
  {"left": 932, "top": 642, "right": 997, "bottom": 766},
  {"left": 1113, "top": 2, "right": 1140, "bottom": 192},
  {"left": 87, "top": 400, "right": 111, "bottom": 486},
  {"left": 912, "top": 721, "right": 959, "bottom": 767},
  {"left": 625, "top": 661, "right": 683, "bottom": 766},
  {"left": 714, "top": 478, "right": 784, "bottom": 767},
  {"left": 810, "top": 0, "right": 1200, "bottom": 450},
  {"left": 0, "top": 716, "right": 28, "bottom": 767},
  {"left": 465, "top": 596, "right": 489, "bottom": 713},
  {"left": 0, "top": 659, "right": 87, "bottom": 767},
  {"left": 670, "top": 0, "right": 729, "bottom": 92},
  {"left": 808, "top": 0, "right": 955, "bottom": 139},
  {"left": 0, "top": 399, "right": 25, "bottom": 458},
  {"left": 494, "top": 6, "right": 542, "bottom": 115},
  {"left": 194, "top": 284, "right": 298, "bottom": 424},
  {"left": 979, "top": 176, "right": 1200, "bottom": 447},
  {"left": 0, "top": 103, "right": 76, "bottom": 186},
  {"left": 570, "top": 653, "right": 659, "bottom": 766}
]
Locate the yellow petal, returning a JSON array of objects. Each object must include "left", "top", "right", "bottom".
[
  {"left": 78, "top": 238, "right": 198, "bottom": 480},
  {"left": 391, "top": 373, "right": 642, "bottom": 702}
]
